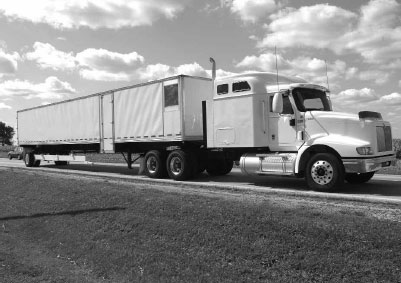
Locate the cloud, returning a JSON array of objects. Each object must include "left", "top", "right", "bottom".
[
  {"left": 0, "top": 77, "right": 76, "bottom": 100},
  {"left": 379, "top": 92, "right": 401, "bottom": 105},
  {"left": 358, "top": 70, "right": 390, "bottom": 85},
  {"left": 230, "top": 0, "right": 278, "bottom": 23},
  {"left": 257, "top": 0, "right": 401, "bottom": 66},
  {"left": 0, "top": 102, "right": 12, "bottom": 109},
  {"left": 0, "top": 48, "right": 20, "bottom": 77},
  {"left": 76, "top": 48, "right": 144, "bottom": 80},
  {"left": 259, "top": 4, "right": 357, "bottom": 50},
  {"left": 23, "top": 42, "right": 231, "bottom": 82},
  {"left": 332, "top": 88, "right": 378, "bottom": 104},
  {"left": 25, "top": 42, "right": 76, "bottom": 71},
  {"left": 342, "top": 0, "right": 401, "bottom": 64},
  {"left": 137, "top": 62, "right": 210, "bottom": 81},
  {"left": 0, "top": 0, "right": 189, "bottom": 29},
  {"left": 235, "top": 53, "right": 356, "bottom": 89}
]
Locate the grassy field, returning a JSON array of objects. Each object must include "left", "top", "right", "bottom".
[{"left": 0, "top": 168, "right": 400, "bottom": 282}]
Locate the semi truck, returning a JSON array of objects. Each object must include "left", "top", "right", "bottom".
[{"left": 17, "top": 59, "right": 396, "bottom": 191}]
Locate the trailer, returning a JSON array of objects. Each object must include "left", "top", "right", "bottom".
[{"left": 17, "top": 60, "right": 396, "bottom": 191}]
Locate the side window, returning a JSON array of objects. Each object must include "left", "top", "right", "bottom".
[
  {"left": 232, "top": 81, "right": 251, "bottom": 92},
  {"left": 217, "top": 84, "right": 228, "bottom": 95},
  {"left": 282, "top": 95, "right": 294, "bottom": 114},
  {"left": 164, "top": 84, "right": 178, "bottom": 107},
  {"left": 269, "top": 95, "right": 294, "bottom": 114}
]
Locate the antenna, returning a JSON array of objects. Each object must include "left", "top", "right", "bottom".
[
  {"left": 275, "top": 46, "right": 280, "bottom": 92},
  {"left": 325, "top": 60, "right": 330, "bottom": 92}
]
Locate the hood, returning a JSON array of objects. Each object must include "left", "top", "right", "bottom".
[{"left": 305, "top": 111, "right": 373, "bottom": 142}]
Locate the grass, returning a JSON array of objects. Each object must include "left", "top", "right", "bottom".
[{"left": 0, "top": 169, "right": 400, "bottom": 282}]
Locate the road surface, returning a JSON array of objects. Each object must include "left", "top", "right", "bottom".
[{"left": 1, "top": 157, "right": 401, "bottom": 204}]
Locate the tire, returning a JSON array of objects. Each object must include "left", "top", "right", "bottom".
[
  {"left": 8, "top": 154, "right": 12, "bottom": 160},
  {"left": 33, "top": 160, "right": 41, "bottom": 167},
  {"left": 17, "top": 155, "right": 23, "bottom": 160},
  {"left": 54, "top": 161, "right": 68, "bottom": 166},
  {"left": 305, "top": 153, "right": 344, "bottom": 192},
  {"left": 166, "top": 150, "right": 193, "bottom": 181},
  {"left": 24, "top": 152, "right": 35, "bottom": 167},
  {"left": 345, "top": 172, "right": 375, "bottom": 184},
  {"left": 206, "top": 158, "right": 233, "bottom": 176},
  {"left": 144, "top": 150, "right": 167, "bottom": 178}
]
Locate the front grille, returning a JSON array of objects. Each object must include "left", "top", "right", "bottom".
[{"left": 377, "top": 125, "right": 392, "bottom": 152}]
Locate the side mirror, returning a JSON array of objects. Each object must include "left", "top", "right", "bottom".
[{"left": 272, "top": 92, "right": 283, "bottom": 113}]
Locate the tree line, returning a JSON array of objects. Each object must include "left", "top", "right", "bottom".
[{"left": 0, "top": 121, "right": 14, "bottom": 146}]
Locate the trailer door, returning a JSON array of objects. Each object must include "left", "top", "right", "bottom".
[
  {"left": 100, "top": 92, "right": 115, "bottom": 153},
  {"left": 163, "top": 79, "right": 181, "bottom": 137}
]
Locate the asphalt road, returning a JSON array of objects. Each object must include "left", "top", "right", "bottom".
[{"left": 1, "top": 158, "right": 401, "bottom": 204}]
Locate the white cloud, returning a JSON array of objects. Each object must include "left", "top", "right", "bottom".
[
  {"left": 0, "top": 77, "right": 76, "bottom": 100},
  {"left": 259, "top": 4, "right": 357, "bottom": 50},
  {"left": 0, "top": 102, "right": 12, "bottom": 109},
  {"left": 235, "top": 53, "right": 355, "bottom": 89},
  {"left": 0, "top": 48, "right": 20, "bottom": 77},
  {"left": 332, "top": 88, "right": 378, "bottom": 104},
  {"left": 230, "top": 0, "right": 277, "bottom": 23},
  {"left": 76, "top": 48, "right": 144, "bottom": 80},
  {"left": 359, "top": 70, "right": 390, "bottom": 85},
  {"left": 258, "top": 0, "right": 401, "bottom": 66},
  {"left": 379, "top": 92, "right": 401, "bottom": 105},
  {"left": 0, "top": 0, "right": 188, "bottom": 29},
  {"left": 342, "top": 0, "right": 401, "bottom": 64},
  {"left": 25, "top": 42, "right": 76, "bottom": 71},
  {"left": 137, "top": 62, "right": 210, "bottom": 81}
]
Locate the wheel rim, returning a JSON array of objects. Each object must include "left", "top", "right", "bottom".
[
  {"left": 311, "top": 160, "right": 334, "bottom": 185},
  {"left": 146, "top": 156, "right": 158, "bottom": 174},
  {"left": 169, "top": 156, "right": 182, "bottom": 176}
]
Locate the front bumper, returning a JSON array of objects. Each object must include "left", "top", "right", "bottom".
[{"left": 342, "top": 154, "right": 396, "bottom": 173}]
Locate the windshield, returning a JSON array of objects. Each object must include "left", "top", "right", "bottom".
[{"left": 292, "top": 87, "right": 332, "bottom": 112}]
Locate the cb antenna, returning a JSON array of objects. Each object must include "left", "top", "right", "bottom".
[
  {"left": 275, "top": 46, "right": 280, "bottom": 92},
  {"left": 325, "top": 59, "right": 330, "bottom": 92}
]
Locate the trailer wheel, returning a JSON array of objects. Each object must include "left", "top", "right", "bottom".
[
  {"left": 305, "top": 153, "right": 344, "bottom": 192},
  {"left": 345, "top": 172, "right": 375, "bottom": 184},
  {"left": 24, "top": 152, "right": 35, "bottom": 167},
  {"left": 206, "top": 158, "right": 233, "bottom": 176},
  {"left": 54, "top": 161, "right": 68, "bottom": 166},
  {"left": 33, "top": 160, "right": 41, "bottom": 167},
  {"left": 166, "top": 150, "right": 192, "bottom": 181},
  {"left": 144, "top": 150, "right": 167, "bottom": 178}
]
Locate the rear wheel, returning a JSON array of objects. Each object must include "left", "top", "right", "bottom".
[
  {"left": 305, "top": 153, "right": 344, "bottom": 192},
  {"left": 24, "top": 152, "right": 35, "bottom": 167},
  {"left": 144, "top": 150, "right": 166, "bottom": 178},
  {"left": 345, "top": 172, "right": 375, "bottom": 184},
  {"left": 166, "top": 150, "right": 193, "bottom": 181}
]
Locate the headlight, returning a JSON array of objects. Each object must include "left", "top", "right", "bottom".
[{"left": 356, "top": 146, "right": 374, "bottom": 155}]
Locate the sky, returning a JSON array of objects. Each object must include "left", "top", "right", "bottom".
[{"left": 0, "top": 0, "right": 400, "bottom": 138}]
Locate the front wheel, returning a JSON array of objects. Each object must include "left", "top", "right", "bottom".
[
  {"left": 345, "top": 172, "right": 375, "bottom": 184},
  {"left": 305, "top": 153, "right": 344, "bottom": 192}
]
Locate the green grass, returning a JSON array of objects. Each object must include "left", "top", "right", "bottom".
[{"left": 0, "top": 169, "right": 400, "bottom": 282}]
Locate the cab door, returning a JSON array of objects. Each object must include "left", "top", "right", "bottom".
[{"left": 269, "top": 94, "right": 304, "bottom": 151}]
